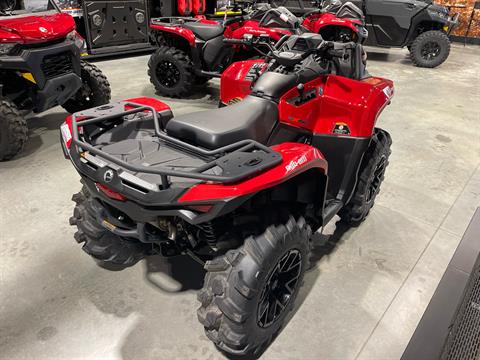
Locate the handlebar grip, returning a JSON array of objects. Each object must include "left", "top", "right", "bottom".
[
  {"left": 328, "top": 49, "right": 349, "bottom": 60},
  {"left": 223, "top": 38, "right": 247, "bottom": 45}
]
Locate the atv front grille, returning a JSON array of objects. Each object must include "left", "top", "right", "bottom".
[
  {"left": 41, "top": 52, "right": 74, "bottom": 79},
  {"left": 442, "top": 259, "right": 480, "bottom": 360}
]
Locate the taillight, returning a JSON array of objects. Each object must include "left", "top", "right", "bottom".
[
  {"left": 60, "top": 118, "right": 73, "bottom": 149},
  {"left": 61, "top": 115, "right": 87, "bottom": 152},
  {"left": 96, "top": 183, "right": 127, "bottom": 201}
]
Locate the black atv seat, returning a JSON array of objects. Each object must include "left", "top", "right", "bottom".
[
  {"left": 251, "top": 72, "right": 298, "bottom": 99},
  {"left": 183, "top": 22, "right": 224, "bottom": 41},
  {"left": 165, "top": 96, "right": 278, "bottom": 150}
]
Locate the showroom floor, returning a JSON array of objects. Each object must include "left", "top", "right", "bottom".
[{"left": 0, "top": 44, "right": 479, "bottom": 360}]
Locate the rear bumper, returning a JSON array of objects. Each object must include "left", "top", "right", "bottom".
[{"left": 80, "top": 175, "right": 244, "bottom": 226}]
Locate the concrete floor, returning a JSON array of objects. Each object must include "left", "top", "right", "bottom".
[{"left": 0, "top": 44, "right": 479, "bottom": 360}]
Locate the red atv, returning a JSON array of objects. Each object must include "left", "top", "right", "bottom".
[
  {"left": 148, "top": 4, "right": 297, "bottom": 97},
  {"left": 148, "top": 1, "right": 366, "bottom": 97},
  {"left": 61, "top": 33, "right": 393, "bottom": 355},
  {"left": 220, "top": 28, "right": 368, "bottom": 105},
  {"left": 0, "top": 0, "right": 110, "bottom": 161}
]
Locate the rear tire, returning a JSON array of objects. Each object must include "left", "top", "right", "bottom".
[
  {"left": 148, "top": 46, "right": 194, "bottom": 97},
  {"left": 339, "top": 128, "right": 392, "bottom": 226},
  {"left": 409, "top": 30, "right": 450, "bottom": 68},
  {"left": 69, "top": 185, "right": 150, "bottom": 267},
  {"left": 0, "top": 99, "right": 27, "bottom": 161},
  {"left": 197, "top": 216, "right": 311, "bottom": 356},
  {"left": 62, "top": 61, "right": 111, "bottom": 113}
]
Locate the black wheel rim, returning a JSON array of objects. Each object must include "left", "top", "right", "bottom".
[
  {"left": 421, "top": 41, "right": 441, "bottom": 61},
  {"left": 79, "top": 82, "right": 92, "bottom": 103},
  {"left": 257, "top": 249, "right": 302, "bottom": 328},
  {"left": 72, "top": 77, "right": 92, "bottom": 105},
  {"left": 156, "top": 60, "right": 180, "bottom": 88},
  {"left": 366, "top": 155, "right": 387, "bottom": 203}
]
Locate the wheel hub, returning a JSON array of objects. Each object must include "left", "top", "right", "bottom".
[
  {"left": 257, "top": 249, "right": 302, "bottom": 328},
  {"left": 157, "top": 61, "right": 180, "bottom": 88},
  {"left": 421, "top": 41, "right": 441, "bottom": 61}
]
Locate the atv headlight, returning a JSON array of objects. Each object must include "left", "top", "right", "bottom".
[
  {"left": 66, "top": 30, "right": 88, "bottom": 56},
  {"left": 428, "top": 4, "right": 449, "bottom": 19},
  {"left": 0, "top": 43, "right": 18, "bottom": 56}
]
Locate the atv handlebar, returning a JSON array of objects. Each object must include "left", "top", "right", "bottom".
[
  {"left": 224, "top": 36, "right": 352, "bottom": 67},
  {"left": 223, "top": 38, "right": 252, "bottom": 45}
]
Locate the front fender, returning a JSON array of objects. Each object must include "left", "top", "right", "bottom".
[
  {"left": 178, "top": 143, "right": 328, "bottom": 202},
  {"left": 220, "top": 59, "right": 267, "bottom": 105},
  {"left": 426, "top": 10, "right": 453, "bottom": 26}
]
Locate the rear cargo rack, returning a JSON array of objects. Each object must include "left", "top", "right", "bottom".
[
  {"left": 70, "top": 101, "right": 282, "bottom": 189},
  {"left": 151, "top": 17, "right": 200, "bottom": 26}
]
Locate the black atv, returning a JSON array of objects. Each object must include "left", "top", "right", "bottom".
[
  {"left": 0, "top": 0, "right": 111, "bottom": 161},
  {"left": 276, "top": 0, "right": 459, "bottom": 68}
]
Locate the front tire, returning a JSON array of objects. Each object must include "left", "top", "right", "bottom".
[
  {"left": 197, "top": 217, "right": 311, "bottom": 356},
  {"left": 148, "top": 46, "right": 194, "bottom": 97},
  {"left": 409, "top": 30, "right": 451, "bottom": 68},
  {"left": 69, "top": 185, "right": 150, "bottom": 267},
  {"left": 339, "top": 128, "right": 392, "bottom": 226},
  {"left": 62, "top": 61, "right": 111, "bottom": 113},
  {"left": 0, "top": 99, "right": 28, "bottom": 161}
]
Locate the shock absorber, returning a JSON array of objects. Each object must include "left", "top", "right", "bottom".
[{"left": 199, "top": 221, "right": 218, "bottom": 246}]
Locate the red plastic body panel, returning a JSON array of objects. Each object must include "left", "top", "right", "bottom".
[
  {"left": 177, "top": 0, "right": 192, "bottom": 16},
  {"left": 225, "top": 20, "right": 292, "bottom": 42},
  {"left": 0, "top": 28, "right": 22, "bottom": 43},
  {"left": 125, "top": 97, "right": 171, "bottom": 112},
  {"left": 278, "top": 75, "right": 394, "bottom": 137},
  {"left": 178, "top": 143, "right": 327, "bottom": 203},
  {"left": 192, "top": 0, "right": 205, "bottom": 15},
  {"left": 220, "top": 59, "right": 267, "bottom": 104},
  {"left": 302, "top": 12, "right": 361, "bottom": 35},
  {"left": 150, "top": 23, "right": 196, "bottom": 46},
  {"left": 0, "top": 12, "right": 75, "bottom": 44},
  {"left": 221, "top": 61, "right": 393, "bottom": 138}
]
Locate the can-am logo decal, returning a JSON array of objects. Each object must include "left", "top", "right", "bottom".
[
  {"left": 285, "top": 155, "right": 307, "bottom": 172},
  {"left": 39, "top": 27, "right": 48, "bottom": 33},
  {"left": 333, "top": 122, "right": 351, "bottom": 136},
  {"left": 104, "top": 169, "right": 114, "bottom": 183}
]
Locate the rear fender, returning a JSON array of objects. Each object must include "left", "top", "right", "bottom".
[
  {"left": 123, "top": 97, "right": 171, "bottom": 112},
  {"left": 178, "top": 142, "right": 328, "bottom": 203},
  {"left": 150, "top": 23, "right": 196, "bottom": 46}
]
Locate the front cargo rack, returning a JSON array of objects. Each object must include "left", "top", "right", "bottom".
[{"left": 69, "top": 101, "right": 282, "bottom": 190}]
